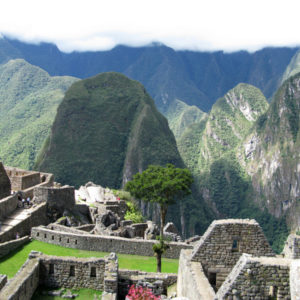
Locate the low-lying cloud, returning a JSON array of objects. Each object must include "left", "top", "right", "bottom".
[{"left": 1, "top": 0, "right": 300, "bottom": 52}]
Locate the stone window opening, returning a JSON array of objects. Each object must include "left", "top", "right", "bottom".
[
  {"left": 69, "top": 265, "right": 75, "bottom": 276},
  {"left": 90, "top": 267, "right": 96, "bottom": 277},
  {"left": 59, "top": 237, "right": 62, "bottom": 242},
  {"left": 52, "top": 235, "right": 54, "bottom": 240},
  {"left": 36, "top": 232, "right": 39, "bottom": 237},
  {"left": 232, "top": 239, "right": 239, "bottom": 252},
  {"left": 67, "top": 238, "right": 70, "bottom": 243},
  {"left": 268, "top": 286, "right": 278, "bottom": 300},
  {"left": 75, "top": 240, "right": 77, "bottom": 245},
  {"left": 44, "top": 234, "right": 47, "bottom": 238},
  {"left": 49, "top": 263, "right": 54, "bottom": 274}
]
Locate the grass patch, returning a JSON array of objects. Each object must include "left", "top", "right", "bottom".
[{"left": 0, "top": 240, "right": 178, "bottom": 278}]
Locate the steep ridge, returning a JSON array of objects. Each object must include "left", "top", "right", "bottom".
[
  {"left": 173, "top": 84, "right": 289, "bottom": 252},
  {"left": 165, "top": 99, "right": 207, "bottom": 140},
  {"left": 36, "top": 72, "right": 184, "bottom": 189},
  {"left": 1, "top": 37, "right": 297, "bottom": 112},
  {"left": 281, "top": 49, "right": 300, "bottom": 83},
  {"left": 179, "top": 83, "right": 269, "bottom": 175},
  {"left": 239, "top": 73, "right": 300, "bottom": 230},
  {"left": 0, "top": 59, "right": 78, "bottom": 169}
]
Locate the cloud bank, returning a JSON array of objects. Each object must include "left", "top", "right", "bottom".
[{"left": 1, "top": 0, "right": 300, "bottom": 52}]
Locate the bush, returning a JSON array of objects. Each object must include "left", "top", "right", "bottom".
[{"left": 126, "top": 285, "right": 160, "bottom": 300}]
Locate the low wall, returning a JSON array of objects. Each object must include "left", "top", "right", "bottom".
[
  {"left": 0, "top": 236, "right": 30, "bottom": 258},
  {"left": 0, "top": 203, "right": 48, "bottom": 243},
  {"left": 118, "top": 269, "right": 177, "bottom": 297},
  {"left": 0, "top": 257, "right": 40, "bottom": 300},
  {"left": 177, "top": 249, "right": 215, "bottom": 300},
  {"left": 31, "top": 226, "right": 192, "bottom": 259},
  {"left": 0, "top": 194, "right": 18, "bottom": 221},
  {"left": 0, "top": 275, "right": 7, "bottom": 292}
]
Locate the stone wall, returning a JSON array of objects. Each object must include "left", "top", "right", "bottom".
[
  {"left": 31, "top": 226, "right": 192, "bottom": 258},
  {"left": 39, "top": 254, "right": 114, "bottom": 291},
  {"left": 290, "top": 260, "right": 300, "bottom": 300},
  {"left": 0, "top": 162, "right": 10, "bottom": 199},
  {"left": 0, "top": 203, "right": 48, "bottom": 243},
  {"left": 216, "top": 254, "right": 291, "bottom": 299},
  {"left": 118, "top": 269, "right": 177, "bottom": 297},
  {"left": 0, "top": 275, "right": 7, "bottom": 292},
  {"left": 0, "top": 193, "right": 18, "bottom": 221},
  {"left": 283, "top": 234, "right": 300, "bottom": 259},
  {"left": 5, "top": 167, "right": 41, "bottom": 191},
  {"left": 191, "top": 219, "right": 274, "bottom": 289},
  {"left": 0, "top": 257, "right": 40, "bottom": 300},
  {"left": 177, "top": 249, "right": 215, "bottom": 300},
  {"left": 0, "top": 236, "right": 30, "bottom": 258}
]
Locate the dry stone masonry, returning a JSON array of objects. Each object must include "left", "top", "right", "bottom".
[
  {"left": 0, "top": 162, "right": 10, "bottom": 199},
  {"left": 191, "top": 219, "right": 274, "bottom": 289}
]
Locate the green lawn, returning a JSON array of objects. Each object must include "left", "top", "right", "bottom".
[{"left": 0, "top": 240, "right": 178, "bottom": 278}]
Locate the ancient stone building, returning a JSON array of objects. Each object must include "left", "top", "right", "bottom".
[
  {"left": 191, "top": 219, "right": 274, "bottom": 289},
  {"left": 282, "top": 233, "right": 300, "bottom": 259},
  {"left": 0, "top": 162, "right": 10, "bottom": 199}
]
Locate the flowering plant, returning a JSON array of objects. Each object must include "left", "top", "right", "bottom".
[{"left": 125, "top": 284, "right": 160, "bottom": 300}]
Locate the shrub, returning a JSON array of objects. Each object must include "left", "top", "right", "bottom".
[{"left": 126, "top": 285, "right": 160, "bottom": 300}]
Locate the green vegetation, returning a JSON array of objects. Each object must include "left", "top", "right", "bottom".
[
  {"left": 125, "top": 201, "right": 144, "bottom": 223},
  {"left": 0, "top": 59, "right": 78, "bottom": 169},
  {"left": 165, "top": 99, "right": 207, "bottom": 139},
  {"left": 32, "top": 287, "right": 102, "bottom": 300},
  {"left": 37, "top": 72, "right": 183, "bottom": 188},
  {"left": 0, "top": 240, "right": 178, "bottom": 279},
  {"left": 125, "top": 164, "right": 193, "bottom": 237}
]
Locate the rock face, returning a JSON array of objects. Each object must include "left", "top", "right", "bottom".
[
  {"left": 37, "top": 72, "right": 183, "bottom": 188},
  {"left": 0, "top": 162, "right": 10, "bottom": 199},
  {"left": 238, "top": 73, "right": 300, "bottom": 229}
]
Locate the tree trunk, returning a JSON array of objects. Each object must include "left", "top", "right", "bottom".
[
  {"left": 156, "top": 253, "right": 162, "bottom": 272},
  {"left": 160, "top": 206, "right": 167, "bottom": 238},
  {"left": 180, "top": 201, "right": 185, "bottom": 239}
]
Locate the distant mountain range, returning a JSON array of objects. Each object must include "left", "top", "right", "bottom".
[{"left": 0, "top": 36, "right": 298, "bottom": 112}]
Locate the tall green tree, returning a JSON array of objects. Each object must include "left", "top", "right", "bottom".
[{"left": 125, "top": 164, "right": 193, "bottom": 237}]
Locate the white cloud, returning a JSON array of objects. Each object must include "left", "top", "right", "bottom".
[{"left": 1, "top": 0, "right": 300, "bottom": 52}]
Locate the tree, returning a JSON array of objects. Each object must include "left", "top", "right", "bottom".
[{"left": 125, "top": 164, "right": 193, "bottom": 237}]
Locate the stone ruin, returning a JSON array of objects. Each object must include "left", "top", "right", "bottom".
[{"left": 0, "top": 162, "right": 10, "bottom": 199}]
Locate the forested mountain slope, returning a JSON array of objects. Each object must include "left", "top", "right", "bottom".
[{"left": 0, "top": 59, "right": 78, "bottom": 169}]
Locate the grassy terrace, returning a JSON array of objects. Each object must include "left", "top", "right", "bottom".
[{"left": 0, "top": 240, "right": 179, "bottom": 278}]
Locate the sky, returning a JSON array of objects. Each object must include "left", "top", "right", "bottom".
[{"left": 1, "top": 0, "right": 300, "bottom": 53}]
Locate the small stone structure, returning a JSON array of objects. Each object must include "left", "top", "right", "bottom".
[
  {"left": 191, "top": 219, "right": 274, "bottom": 289},
  {"left": 282, "top": 233, "right": 300, "bottom": 259},
  {"left": 5, "top": 166, "right": 41, "bottom": 192},
  {"left": 0, "top": 162, "right": 10, "bottom": 199}
]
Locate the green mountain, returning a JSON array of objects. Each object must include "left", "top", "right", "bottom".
[
  {"left": 281, "top": 50, "right": 300, "bottom": 83},
  {"left": 165, "top": 99, "right": 207, "bottom": 139},
  {"left": 239, "top": 73, "right": 300, "bottom": 231},
  {"left": 1, "top": 37, "right": 298, "bottom": 112},
  {"left": 36, "top": 72, "right": 184, "bottom": 188},
  {"left": 0, "top": 59, "right": 78, "bottom": 169},
  {"left": 179, "top": 83, "right": 269, "bottom": 176}
]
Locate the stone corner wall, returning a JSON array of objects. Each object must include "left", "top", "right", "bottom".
[
  {"left": 0, "top": 162, "right": 11, "bottom": 200},
  {"left": 0, "top": 274, "right": 7, "bottom": 292},
  {"left": 177, "top": 249, "right": 215, "bottom": 300},
  {"left": 216, "top": 255, "right": 291, "bottom": 299},
  {"left": 0, "top": 256, "right": 40, "bottom": 300},
  {"left": 283, "top": 234, "right": 300, "bottom": 259}
]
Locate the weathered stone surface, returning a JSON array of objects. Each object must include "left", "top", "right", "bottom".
[
  {"left": 283, "top": 234, "right": 300, "bottom": 259},
  {"left": 0, "top": 162, "right": 10, "bottom": 199}
]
